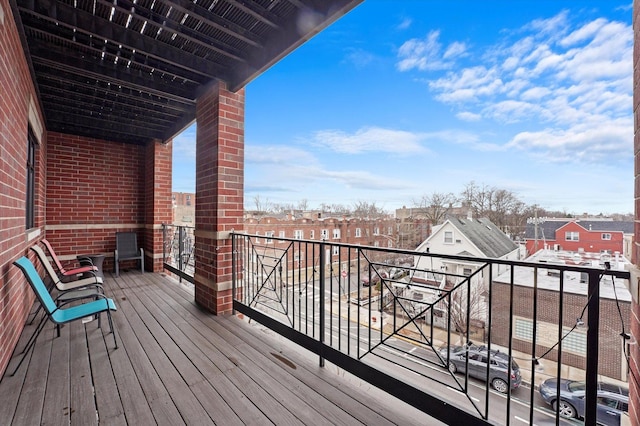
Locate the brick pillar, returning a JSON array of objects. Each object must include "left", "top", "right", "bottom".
[
  {"left": 194, "top": 81, "right": 244, "bottom": 314},
  {"left": 145, "top": 138, "right": 173, "bottom": 272},
  {"left": 632, "top": 1, "right": 640, "bottom": 423}
]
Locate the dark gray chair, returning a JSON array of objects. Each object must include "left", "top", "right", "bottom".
[{"left": 114, "top": 232, "right": 144, "bottom": 276}]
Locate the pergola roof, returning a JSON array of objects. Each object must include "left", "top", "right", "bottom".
[{"left": 12, "top": 0, "right": 362, "bottom": 144}]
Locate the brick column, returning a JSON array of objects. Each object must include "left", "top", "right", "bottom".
[
  {"left": 145, "top": 139, "right": 173, "bottom": 272},
  {"left": 194, "top": 81, "right": 244, "bottom": 314},
  {"left": 632, "top": 0, "right": 640, "bottom": 423}
]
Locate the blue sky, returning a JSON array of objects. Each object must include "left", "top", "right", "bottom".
[{"left": 172, "top": 1, "right": 633, "bottom": 215}]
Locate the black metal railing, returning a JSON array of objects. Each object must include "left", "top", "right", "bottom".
[
  {"left": 229, "top": 233, "right": 631, "bottom": 426},
  {"left": 162, "top": 224, "right": 195, "bottom": 283}
]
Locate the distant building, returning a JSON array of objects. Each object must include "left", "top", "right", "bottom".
[
  {"left": 413, "top": 215, "right": 522, "bottom": 285},
  {"left": 172, "top": 192, "right": 195, "bottom": 226},
  {"left": 523, "top": 218, "right": 633, "bottom": 258},
  {"left": 491, "top": 248, "right": 631, "bottom": 381}
]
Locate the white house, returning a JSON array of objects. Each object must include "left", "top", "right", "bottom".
[{"left": 414, "top": 216, "right": 521, "bottom": 284}]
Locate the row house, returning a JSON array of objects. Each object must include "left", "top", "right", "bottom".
[{"left": 523, "top": 218, "right": 634, "bottom": 258}]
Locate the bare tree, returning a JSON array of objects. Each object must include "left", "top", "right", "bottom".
[
  {"left": 413, "top": 192, "right": 457, "bottom": 225},
  {"left": 253, "top": 195, "right": 273, "bottom": 214},
  {"left": 297, "top": 199, "right": 309, "bottom": 211},
  {"left": 445, "top": 274, "right": 487, "bottom": 346},
  {"left": 352, "top": 201, "right": 387, "bottom": 218}
]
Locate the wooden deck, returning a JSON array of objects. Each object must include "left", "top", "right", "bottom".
[{"left": 0, "top": 271, "right": 439, "bottom": 425}]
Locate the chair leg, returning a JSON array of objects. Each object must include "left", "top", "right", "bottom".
[
  {"left": 141, "top": 256, "right": 144, "bottom": 273},
  {"left": 107, "top": 311, "right": 118, "bottom": 349}
]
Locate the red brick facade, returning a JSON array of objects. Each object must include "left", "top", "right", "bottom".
[
  {"left": 524, "top": 221, "right": 626, "bottom": 255},
  {"left": 0, "top": 0, "right": 45, "bottom": 376},
  {"left": 491, "top": 282, "right": 630, "bottom": 381},
  {"left": 194, "top": 81, "right": 245, "bottom": 314},
  {"left": 632, "top": 0, "right": 640, "bottom": 421},
  {"left": 0, "top": 0, "right": 173, "bottom": 376}
]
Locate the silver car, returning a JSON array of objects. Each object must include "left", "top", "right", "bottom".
[
  {"left": 439, "top": 344, "right": 522, "bottom": 393},
  {"left": 539, "top": 378, "right": 629, "bottom": 425}
]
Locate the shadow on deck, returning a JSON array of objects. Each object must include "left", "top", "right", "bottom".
[{"left": 0, "top": 271, "right": 439, "bottom": 425}]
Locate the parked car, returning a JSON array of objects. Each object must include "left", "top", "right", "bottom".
[
  {"left": 439, "top": 344, "right": 522, "bottom": 393},
  {"left": 538, "top": 378, "right": 629, "bottom": 425},
  {"left": 361, "top": 269, "right": 388, "bottom": 287}
]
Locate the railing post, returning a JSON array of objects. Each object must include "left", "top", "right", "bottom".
[
  {"left": 178, "top": 225, "right": 184, "bottom": 282},
  {"left": 584, "top": 269, "right": 601, "bottom": 425},
  {"left": 232, "top": 232, "right": 236, "bottom": 314},
  {"left": 319, "top": 240, "right": 326, "bottom": 367},
  {"left": 162, "top": 223, "right": 166, "bottom": 269}
]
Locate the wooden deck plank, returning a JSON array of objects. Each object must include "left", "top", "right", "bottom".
[
  {"left": 68, "top": 317, "right": 98, "bottom": 426},
  {"left": 12, "top": 324, "right": 54, "bottom": 425},
  {"left": 120, "top": 274, "right": 268, "bottom": 425},
  {"left": 85, "top": 324, "right": 126, "bottom": 425},
  {"left": 106, "top": 285, "right": 185, "bottom": 426},
  {"left": 136, "top": 279, "right": 344, "bottom": 426},
  {"left": 158, "top": 275, "right": 436, "bottom": 426},
  {"left": 110, "top": 279, "right": 214, "bottom": 425},
  {"left": 0, "top": 313, "right": 42, "bottom": 424},
  {"left": 138, "top": 277, "right": 362, "bottom": 426},
  {"left": 1, "top": 271, "right": 440, "bottom": 426},
  {"left": 42, "top": 318, "right": 71, "bottom": 426},
  {"left": 95, "top": 295, "right": 157, "bottom": 426}
]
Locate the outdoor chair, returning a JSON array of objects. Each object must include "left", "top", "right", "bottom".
[
  {"left": 41, "top": 239, "right": 98, "bottom": 281},
  {"left": 10, "top": 256, "right": 117, "bottom": 375},
  {"left": 114, "top": 232, "right": 144, "bottom": 277},
  {"left": 28, "top": 245, "right": 105, "bottom": 324}
]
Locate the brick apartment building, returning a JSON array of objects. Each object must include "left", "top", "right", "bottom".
[
  {"left": 492, "top": 249, "right": 631, "bottom": 381},
  {"left": 523, "top": 218, "right": 634, "bottom": 258},
  {"left": 172, "top": 192, "right": 432, "bottom": 250}
]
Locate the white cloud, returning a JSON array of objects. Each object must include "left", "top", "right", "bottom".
[
  {"left": 246, "top": 145, "right": 318, "bottom": 165},
  {"left": 456, "top": 111, "right": 481, "bottom": 122},
  {"left": 397, "top": 10, "right": 632, "bottom": 165},
  {"left": 311, "top": 126, "right": 428, "bottom": 154},
  {"left": 396, "top": 30, "right": 465, "bottom": 71},
  {"left": 397, "top": 17, "right": 412, "bottom": 30}
]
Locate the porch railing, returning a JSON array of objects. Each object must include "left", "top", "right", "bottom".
[
  {"left": 161, "top": 225, "right": 632, "bottom": 425},
  {"left": 162, "top": 223, "right": 195, "bottom": 283}
]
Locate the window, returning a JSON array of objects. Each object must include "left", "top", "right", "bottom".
[
  {"left": 294, "top": 230, "right": 303, "bottom": 240},
  {"left": 602, "top": 233, "right": 611, "bottom": 240},
  {"left": 565, "top": 231, "right": 579, "bottom": 241},
  {"left": 255, "top": 231, "right": 260, "bottom": 243},
  {"left": 186, "top": 194, "right": 191, "bottom": 206},
  {"left": 387, "top": 226, "right": 392, "bottom": 235},
  {"left": 444, "top": 231, "right": 454, "bottom": 244},
  {"left": 279, "top": 230, "right": 285, "bottom": 239},
  {"left": 463, "top": 268, "right": 472, "bottom": 276},
  {"left": 387, "top": 240, "right": 393, "bottom": 247},
  {"left": 309, "top": 230, "right": 315, "bottom": 239},
  {"left": 321, "top": 229, "right": 328, "bottom": 239},
  {"left": 374, "top": 241, "right": 379, "bottom": 247},
  {"left": 374, "top": 227, "right": 380, "bottom": 235},
  {"left": 355, "top": 228, "right": 361, "bottom": 237},
  {"left": 266, "top": 231, "right": 274, "bottom": 243},
  {"left": 332, "top": 246, "right": 339, "bottom": 256},
  {"left": 332, "top": 229, "right": 340, "bottom": 239},
  {"left": 26, "top": 127, "right": 36, "bottom": 229},
  {"left": 515, "top": 317, "right": 586, "bottom": 356}
]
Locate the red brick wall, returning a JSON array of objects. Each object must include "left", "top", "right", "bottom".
[
  {"left": 194, "top": 81, "right": 245, "bottom": 314},
  {"left": 145, "top": 139, "right": 173, "bottom": 271},
  {"left": 632, "top": 0, "right": 640, "bottom": 421},
  {"left": 0, "top": 0, "right": 47, "bottom": 376},
  {"left": 491, "top": 282, "right": 630, "bottom": 380},
  {"left": 45, "top": 132, "right": 146, "bottom": 272}
]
